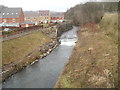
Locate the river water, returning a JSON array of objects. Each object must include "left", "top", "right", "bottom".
[{"left": 2, "top": 26, "right": 78, "bottom": 88}]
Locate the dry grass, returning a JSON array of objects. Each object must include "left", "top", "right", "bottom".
[
  {"left": 99, "top": 13, "right": 118, "bottom": 41},
  {"left": 0, "top": 42, "right": 2, "bottom": 66},
  {"left": 2, "top": 31, "right": 51, "bottom": 66},
  {"left": 55, "top": 13, "right": 118, "bottom": 88}
]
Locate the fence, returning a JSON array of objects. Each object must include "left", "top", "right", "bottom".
[{"left": 1, "top": 25, "right": 44, "bottom": 38}]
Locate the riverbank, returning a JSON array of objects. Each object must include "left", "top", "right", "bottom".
[
  {"left": 1, "top": 30, "right": 59, "bottom": 82},
  {"left": 55, "top": 13, "right": 118, "bottom": 88},
  {"left": 2, "top": 26, "right": 77, "bottom": 88},
  {"left": 1, "top": 23, "right": 73, "bottom": 83}
]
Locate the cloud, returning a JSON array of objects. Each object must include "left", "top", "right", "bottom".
[{"left": 0, "top": 0, "right": 81, "bottom": 11}]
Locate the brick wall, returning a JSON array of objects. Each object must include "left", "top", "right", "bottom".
[
  {"left": 2, "top": 18, "right": 20, "bottom": 23},
  {"left": 19, "top": 9, "right": 24, "bottom": 23}
]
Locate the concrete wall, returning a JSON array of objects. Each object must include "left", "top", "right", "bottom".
[{"left": 57, "top": 23, "right": 73, "bottom": 37}]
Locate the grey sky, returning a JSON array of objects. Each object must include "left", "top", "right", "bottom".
[
  {"left": 1, "top": 0, "right": 118, "bottom": 12},
  {"left": 0, "top": 0, "right": 83, "bottom": 11}
]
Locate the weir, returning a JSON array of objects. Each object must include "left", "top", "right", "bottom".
[{"left": 2, "top": 26, "right": 78, "bottom": 88}]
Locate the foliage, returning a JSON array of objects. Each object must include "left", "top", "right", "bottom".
[
  {"left": 65, "top": 2, "right": 118, "bottom": 25},
  {"left": 101, "top": 2, "right": 118, "bottom": 12}
]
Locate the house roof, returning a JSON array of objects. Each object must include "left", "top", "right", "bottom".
[
  {"left": 50, "top": 12, "right": 64, "bottom": 17},
  {"left": 24, "top": 11, "right": 39, "bottom": 18},
  {"left": 0, "top": 6, "right": 22, "bottom": 18},
  {"left": 39, "top": 10, "right": 50, "bottom": 16}
]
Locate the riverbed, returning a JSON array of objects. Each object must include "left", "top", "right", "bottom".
[{"left": 2, "top": 26, "right": 78, "bottom": 88}]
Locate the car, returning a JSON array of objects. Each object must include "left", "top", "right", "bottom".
[{"left": 3, "top": 28, "right": 12, "bottom": 31}]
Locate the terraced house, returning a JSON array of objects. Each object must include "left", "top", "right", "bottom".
[
  {"left": 24, "top": 11, "right": 38, "bottom": 23},
  {"left": 0, "top": 5, "right": 24, "bottom": 27},
  {"left": 38, "top": 10, "right": 50, "bottom": 23},
  {"left": 51, "top": 12, "right": 64, "bottom": 23}
]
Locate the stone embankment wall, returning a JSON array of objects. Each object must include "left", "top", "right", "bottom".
[
  {"left": 1, "top": 39, "right": 59, "bottom": 82},
  {"left": 57, "top": 23, "right": 73, "bottom": 37},
  {"left": 1, "top": 23, "right": 73, "bottom": 83}
]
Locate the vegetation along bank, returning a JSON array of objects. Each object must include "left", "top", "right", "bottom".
[
  {"left": 55, "top": 2, "right": 118, "bottom": 88},
  {"left": 1, "top": 29, "right": 57, "bottom": 82},
  {"left": 1, "top": 22, "right": 73, "bottom": 82}
]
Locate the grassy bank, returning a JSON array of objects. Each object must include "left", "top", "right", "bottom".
[
  {"left": 1, "top": 23, "right": 72, "bottom": 82},
  {"left": 55, "top": 13, "right": 118, "bottom": 88},
  {"left": 99, "top": 13, "right": 118, "bottom": 41},
  {"left": 2, "top": 30, "right": 51, "bottom": 66}
]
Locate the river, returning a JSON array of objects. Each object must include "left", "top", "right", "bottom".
[{"left": 2, "top": 26, "right": 78, "bottom": 88}]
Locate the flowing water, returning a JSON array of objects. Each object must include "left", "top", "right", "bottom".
[{"left": 2, "top": 26, "right": 78, "bottom": 88}]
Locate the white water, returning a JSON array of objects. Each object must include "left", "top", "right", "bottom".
[
  {"left": 2, "top": 26, "right": 78, "bottom": 88},
  {"left": 60, "top": 38, "right": 77, "bottom": 46},
  {"left": 59, "top": 27, "right": 78, "bottom": 46}
]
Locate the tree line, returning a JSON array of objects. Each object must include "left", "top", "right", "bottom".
[{"left": 65, "top": 2, "right": 118, "bottom": 25}]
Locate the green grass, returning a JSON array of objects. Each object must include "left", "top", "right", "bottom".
[
  {"left": 39, "top": 23, "right": 49, "bottom": 27},
  {"left": 2, "top": 30, "right": 51, "bottom": 66},
  {"left": 2, "top": 30, "right": 17, "bottom": 35},
  {"left": 55, "top": 76, "right": 73, "bottom": 88}
]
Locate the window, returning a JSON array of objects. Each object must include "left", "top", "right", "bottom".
[
  {"left": 11, "top": 13, "right": 14, "bottom": 15},
  {"left": 3, "top": 19, "right": 7, "bottom": 22},
  {"left": 7, "top": 13, "right": 9, "bottom": 15},
  {"left": 12, "top": 19, "right": 16, "bottom": 22},
  {"left": 3, "top": 13, "right": 5, "bottom": 15},
  {"left": 16, "top": 13, "right": 18, "bottom": 14}
]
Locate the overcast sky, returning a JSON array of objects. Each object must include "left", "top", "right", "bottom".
[
  {"left": 0, "top": 0, "right": 84, "bottom": 12},
  {"left": 1, "top": 0, "right": 118, "bottom": 12}
]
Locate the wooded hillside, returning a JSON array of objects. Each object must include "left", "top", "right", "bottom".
[{"left": 65, "top": 2, "right": 118, "bottom": 25}]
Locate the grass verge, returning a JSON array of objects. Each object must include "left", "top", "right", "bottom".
[
  {"left": 55, "top": 13, "right": 118, "bottom": 88},
  {"left": 2, "top": 30, "right": 51, "bottom": 66}
]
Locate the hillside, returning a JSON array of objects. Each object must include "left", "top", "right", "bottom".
[
  {"left": 55, "top": 13, "right": 118, "bottom": 88},
  {"left": 65, "top": 2, "right": 118, "bottom": 25}
]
